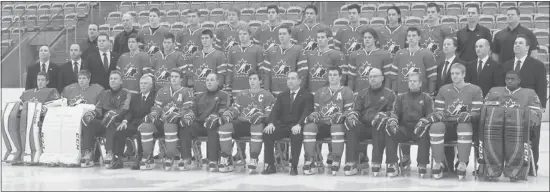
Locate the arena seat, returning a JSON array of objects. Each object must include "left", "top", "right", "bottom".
[
  {"left": 134, "top": 2, "right": 148, "bottom": 13},
  {"left": 2, "top": 16, "right": 13, "bottom": 26},
  {"left": 98, "top": 24, "right": 110, "bottom": 34},
  {"left": 37, "top": 14, "right": 51, "bottom": 29},
  {"left": 534, "top": 14, "right": 549, "bottom": 29},
  {"left": 499, "top": 2, "right": 517, "bottom": 14},
  {"left": 255, "top": 7, "right": 268, "bottom": 21},
  {"left": 216, "top": 21, "right": 229, "bottom": 29},
  {"left": 10, "top": 27, "right": 24, "bottom": 40},
  {"left": 180, "top": 9, "right": 189, "bottom": 22},
  {"left": 148, "top": 1, "right": 161, "bottom": 10},
  {"left": 248, "top": 20, "right": 262, "bottom": 33},
  {"left": 285, "top": 6, "right": 302, "bottom": 22},
  {"left": 249, "top": 2, "right": 264, "bottom": 9},
  {"left": 13, "top": 4, "right": 26, "bottom": 16},
  {"left": 201, "top": 21, "right": 215, "bottom": 30},
  {"left": 171, "top": 22, "right": 185, "bottom": 31},
  {"left": 64, "top": 13, "right": 77, "bottom": 30},
  {"left": 458, "top": 15, "right": 468, "bottom": 29},
  {"left": 176, "top": 2, "right": 188, "bottom": 9},
  {"left": 332, "top": 18, "right": 349, "bottom": 34},
  {"left": 2, "top": 4, "right": 13, "bottom": 16},
  {"left": 537, "top": 2, "right": 549, "bottom": 14},
  {"left": 63, "top": 2, "right": 76, "bottom": 15},
  {"left": 445, "top": 2, "right": 462, "bottom": 16},
  {"left": 132, "top": 22, "right": 140, "bottom": 30},
  {"left": 538, "top": 45, "right": 549, "bottom": 63},
  {"left": 463, "top": 2, "right": 480, "bottom": 12},
  {"left": 359, "top": 17, "right": 368, "bottom": 26},
  {"left": 219, "top": 2, "right": 232, "bottom": 10},
  {"left": 137, "top": 11, "right": 149, "bottom": 25},
  {"left": 165, "top": 10, "right": 180, "bottom": 23},
  {"left": 376, "top": 3, "right": 392, "bottom": 18},
  {"left": 360, "top": 4, "right": 376, "bottom": 18},
  {"left": 441, "top": 15, "right": 457, "bottom": 30},
  {"left": 396, "top": 3, "right": 410, "bottom": 17},
  {"left": 119, "top": 1, "right": 132, "bottom": 6},
  {"left": 481, "top": 2, "right": 498, "bottom": 15},
  {"left": 479, "top": 15, "right": 495, "bottom": 29},
  {"left": 1, "top": 27, "right": 10, "bottom": 40},
  {"left": 517, "top": 2, "right": 535, "bottom": 15},
  {"left": 126, "top": 10, "right": 137, "bottom": 18},
  {"left": 25, "top": 15, "right": 38, "bottom": 32},
  {"left": 75, "top": 2, "right": 89, "bottom": 18},
  {"left": 493, "top": 14, "right": 506, "bottom": 29},
  {"left": 118, "top": 3, "right": 133, "bottom": 13},
  {"left": 37, "top": 3, "right": 51, "bottom": 16},
  {"left": 410, "top": 3, "right": 426, "bottom": 18},
  {"left": 50, "top": 14, "right": 64, "bottom": 31},
  {"left": 369, "top": 17, "right": 385, "bottom": 31},
  {"left": 25, "top": 3, "right": 38, "bottom": 15},
  {"left": 535, "top": 29, "right": 549, "bottom": 47},
  {"left": 339, "top": 4, "right": 350, "bottom": 18},
  {"left": 160, "top": 22, "right": 170, "bottom": 29},
  {"left": 106, "top": 11, "right": 122, "bottom": 26},
  {"left": 209, "top": 8, "right": 225, "bottom": 22},
  {"left": 112, "top": 24, "right": 124, "bottom": 35},
  {"left": 204, "top": 2, "right": 217, "bottom": 10},
  {"left": 278, "top": 2, "right": 292, "bottom": 9},
  {"left": 281, "top": 20, "right": 296, "bottom": 27},
  {"left": 405, "top": 16, "right": 422, "bottom": 28},
  {"left": 141, "top": 23, "right": 150, "bottom": 29},
  {"left": 51, "top": 2, "right": 64, "bottom": 13},
  {"left": 240, "top": 8, "right": 255, "bottom": 22},
  {"left": 198, "top": 8, "right": 209, "bottom": 23},
  {"left": 520, "top": 14, "right": 534, "bottom": 29},
  {"left": 278, "top": 7, "right": 286, "bottom": 16},
  {"left": 161, "top": 2, "right": 176, "bottom": 11},
  {"left": 190, "top": 2, "right": 203, "bottom": 10},
  {"left": 159, "top": 10, "right": 167, "bottom": 22}
]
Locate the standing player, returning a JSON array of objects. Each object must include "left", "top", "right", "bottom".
[
  {"left": 334, "top": 4, "right": 369, "bottom": 55},
  {"left": 185, "top": 29, "right": 228, "bottom": 94},
  {"left": 420, "top": 3, "right": 455, "bottom": 63},
  {"left": 147, "top": 32, "right": 186, "bottom": 90},
  {"left": 227, "top": 27, "right": 264, "bottom": 93},
  {"left": 117, "top": 34, "right": 151, "bottom": 93},
  {"left": 429, "top": 63, "right": 483, "bottom": 180},
  {"left": 215, "top": 8, "right": 245, "bottom": 52},
  {"left": 291, "top": 5, "right": 332, "bottom": 52},
  {"left": 347, "top": 28, "right": 393, "bottom": 92},
  {"left": 218, "top": 72, "right": 275, "bottom": 173},
  {"left": 302, "top": 66, "right": 354, "bottom": 175},
  {"left": 137, "top": 8, "right": 171, "bottom": 55},
  {"left": 379, "top": 6, "right": 408, "bottom": 58},
  {"left": 252, "top": 4, "right": 282, "bottom": 51},
  {"left": 176, "top": 9, "right": 204, "bottom": 61},
  {"left": 390, "top": 27, "right": 437, "bottom": 94}
]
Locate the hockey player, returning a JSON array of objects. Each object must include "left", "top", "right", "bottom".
[
  {"left": 80, "top": 70, "right": 132, "bottom": 168},
  {"left": 136, "top": 69, "right": 195, "bottom": 171},
  {"left": 429, "top": 63, "right": 483, "bottom": 180},
  {"left": 262, "top": 25, "right": 305, "bottom": 93},
  {"left": 61, "top": 69, "right": 104, "bottom": 107},
  {"left": 420, "top": 3, "right": 456, "bottom": 62},
  {"left": 176, "top": 9, "right": 204, "bottom": 60},
  {"left": 179, "top": 73, "right": 231, "bottom": 172},
  {"left": 299, "top": 28, "right": 345, "bottom": 92},
  {"left": 184, "top": 29, "right": 229, "bottom": 94},
  {"left": 480, "top": 70, "right": 542, "bottom": 181},
  {"left": 227, "top": 27, "right": 264, "bottom": 92},
  {"left": 347, "top": 27, "right": 393, "bottom": 92},
  {"left": 252, "top": 4, "right": 282, "bottom": 51},
  {"left": 333, "top": 4, "right": 369, "bottom": 55},
  {"left": 291, "top": 4, "right": 332, "bottom": 52},
  {"left": 3, "top": 72, "right": 61, "bottom": 165},
  {"left": 379, "top": 5, "right": 408, "bottom": 58},
  {"left": 117, "top": 34, "right": 151, "bottom": 93},
  {"left": 218, "top": 72, "right": 275, "bottom": 173},
  {"left": 147, "top": 32, "right": 186, "bottom": 90},
  {"left": 345, "top": 68, "right": 397, "bottom": 177},
  {"left": 385, "top": 72, "right": 433, "bottom": 178},
  {"left": 302, "top": 66, "right": 354, "bottom": 176},
  {"left": 215, "top": 8, "right": 245, "bottom": 52},
  {"left": 390, "top": 27, "right": 437, "bottom": 94},
  {"left": 137, "top": 8, "right": 171, "bottom": 55}
]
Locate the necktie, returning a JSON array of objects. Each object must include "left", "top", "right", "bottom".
[
  {"left": 41, "top": 63, "right": 46, "bottom": 73},
  {"left": 73, "top": 62, "right": 79, "bottom": 77},
  {"left": 514, "top": 60, "right": 521, "bottom": 72},
  {"left": 290, "top": 92, "right": 296, "bottom": 108},
  {"left": 142, "top": 95, "right": 147, "bottom": 105},
  {"left": 103, "top": 52, "right": 109, "bottom": 71},
  {"left": 442, "top": 61, "right": 449, "bottom": 79},
  {"left": 477, "top": 60, "right": 483, "bottom": 76}
]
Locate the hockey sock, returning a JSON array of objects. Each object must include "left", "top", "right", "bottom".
[
  {"left": 303, "top": 123, "right": 318, "bottom": 161},
  {"left": 456, "top": 123, "right": 472, "bottom": 163},
  {"left": 249, "top": 124, "right": 263, "bottom": 159},
  {"left": 218, "top": 123, "right": 235, "bottom": 156},
  {"left": 164, "top": 123, "right": 179, "bottom": 159},
  {"left": 429, "top": 122, "right": 446, "bottom": 164},
  {"left": 330, "top": 124, "right": 345, "bottom": 161}
]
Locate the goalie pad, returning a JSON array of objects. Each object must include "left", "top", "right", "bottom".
[
  {"left": 330, "top": 112, "right": 345, "bottom": 125},
  {"left": 305, "top": 112, "right": 321, "bottom": 124},
  {"left": 2, "top": 102, "right": 22, "bottom": 162},
  {"left": 21, "top": 102, "right": 43, "bottom": 164},
  {"left": 371, "top": 112, "right": 389, "bottom": 131},
  {"left": 204, "top": 114, "right": 222, "bottom": 129},
  {"left": 413, "top": 118, "right": 430, "bottom": 140},
  {"left": 249, "top": 112, "right": 266, "bottom": 125},
  {"left": 344, "top": 111, "right": 359, "bottom": 130}
]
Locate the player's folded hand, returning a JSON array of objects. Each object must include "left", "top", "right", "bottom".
[
  {"left": 457, "top": 112, "right": 471, "bottom": 123},
  {"left": 305, "top": 112, "right": 320, "bottom": 124}
]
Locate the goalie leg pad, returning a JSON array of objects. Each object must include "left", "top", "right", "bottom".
[
  {"left": 429, "top": 122, "right": 446, "bottom": 164},
  {"left": 139, "top": 123, "right": 158, "bottom": 159},
  {"left": 503, "top": 108, "right": 530, "bottom": 180},
  {"left": 456, "top": 123, "right": 473, "bottom": 163},
  {"left": 164, "top": 123, "right": 179, "bottom": 159},
  {"left": 303, "top": 123, "right": 319, "bottom": 161},
  {"left": 2, "top": 102, "right": 21, "bottom": 162},
  {"left": 218, "top": 122, "right": 235, "bottom": 156},
  {"left": 482, "top": 107, "right": 505, "bottom": 178},
  {"left": 250, "top": 124, "right": 263, "bottom": 159}
]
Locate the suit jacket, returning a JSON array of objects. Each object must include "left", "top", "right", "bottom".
[
  {"left": 124, "top": 91, "right": 156, "bottom": 125},
  {"left": 268, "top": 88, "right": 314, "bottom": 128},
  {"left": 86, "top": 50, "right": 120, "bottom": 90},
  {"left": 25, "top": 61, "right": 61, "bottom": 92},
  {"left": 465, "top": 58, "right": 499, "bottom": 97},
  {"left": 500, "top": 57, "right": 548, "bottom": 106},
  {"left": 59, "top": 59, "right": 88, "bottom": 91},
  {"left": 436, "top": 56, "right": 465, "bottom": 94}
]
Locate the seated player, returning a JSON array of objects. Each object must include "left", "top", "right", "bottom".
[
  {"left": 480, "top": 70, "right": 542, "bottom": 181},
  {"left": 385, "top": 72, "right": 433, "bottom": 178},
  {"left": 429, "top": 63, "right": 483, "bottom": 180},
  {"left": 61, "top": 69, "right": 104, "bottom": 107},
  {"left": 345, "top": 68, "right": 397, "bottom": 177},
  {"left": 218, "top": 72, "right": 275, "bottom": 173},
  {"left": 179, "top": 73, "right": 230, "bottom": 172},
  {"left": 80, "top": 70, "right": 132, "bottom": 168},
  {"left": 137, "top": 69, "right": 194, "bottom": 171},
  {"left": 303, "top": 66, "right": 354, "bottom": 176},
  {"left": 2, "top": 72, "right": 62, "bottom": 165}
]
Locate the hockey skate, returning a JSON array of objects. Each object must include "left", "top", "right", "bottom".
[
  {"left": 418, "top": 164, "right": 427, "bottom": 178},
  {"left": 331, "top": 158, "right": 341, "bottom": 176},
  {"left": 208, "top": 161, "right": 218, "bottom": 172},
  {"left": 139, "top": 157, "right": 155, "bottom": 170},
  {"left": 232, "top": 154, "right": 245, "bottom": 165},
  {"left": 177, "top": 159, "right": 192, "bottom": 171},
  {"left": 103, "top": 151, "right": 114, "bottom": 168},
  {"left": 398, "top": 156, "right": 411, "bottom": 176},
  {"left": 219, "top": 156, "right": 234, "bottom": 173},
  {"left": 247, "top": 158, "right": 259, "bottom": 174},
  {"left": 80, "top": 150, "right": 94, "bottom": 168},
  {"left": 163, "top": 158, "right": 174, "bottom": 171},
  {"left": 303, "top": 161, "right": 318, "bottom": 175},
  {"left": 456, "top": 162, "right": 467, "bottom": 180},
  {"left": 325, "top": 153, "right": 334, "bottom": 166},
  {"left": 432, "top": 163, "right": 444, "bottom": 179},
  {"left": 372, "top": 164, "right": 381, "bottom": 177},
  {"left": 343, "top": 162, "right": 358, "bottom": 176},
  {"left": 387, "top": 163, "right": 399, "bottom": 178}
]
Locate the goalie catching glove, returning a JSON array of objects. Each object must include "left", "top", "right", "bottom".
[
  {"left": 305, "top": 112, "right": 321, "bottom": 124},
  {"left": 204, "top": 114, "right": 222, "bottom": 129},
  {"left": 344, "top": 111, "right": 359, "bottom": 130},
  {"left": 371, "top": 112, "right": 389, "bottom": 131},
  {"left": 413, "top": 118, "right": 430, "bottom": 140}
]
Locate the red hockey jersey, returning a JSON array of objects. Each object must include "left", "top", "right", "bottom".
[
  {"left": 20, "top": 88, "right": 60, "bottom": 103},
  {"left": 419, "top": 24, "right": 455, "bottom": 62},
  {"left": 299, "top": 49, "right": 346, "bottom": 92},
  {"left": 252, "top": 24, "right": 282, "bottom": 50},
  {"left": 313, "top": 86, "right": 355, "bottom": 122},
  {"left": 176, "top": 26, "right": 205, "bottom": 61},
  {"left": 291, "top": 23, "right": 332, "bottom": 51},
  {"left": 334, "top": 25, "right": 370, "bottom": 55},
  {"left": 149, "top": 50, "right": 186, "bottom": 89},
  {"left": 61, "top": 83, "right": 104, "bottom": 106},
  {"left": 117, "top": 51, "right": 151, "bottom": 92},
  {"left": 151, "top": 86, "right": 195, "bottom": 120},
  {"left": 378, "top": 25, "right": 408, "bottom": 57},
  {"left": 184, "top": 49, "right": 228, "bottom": 93},
  {"left": 435, "top": 83, "right": 483, "bottom": 121},
  {"left": 228, "top": 89, "right": 275, "bottom": 122},
  {"left": 347, "top": 48, "right": 393, "bottom": 92},
  {"left": 215, "top": 24, "right": 241, "bottom": 52},
  {"left": 391, "top": 48, "right": 437, "bottom": 94},
  {"left": 484, "top": 87, "right": 542, "bottom": 116},
  {"left": 261, "top": 44, "right": 306, "bottom": 93},
  {"left": 137, "top": 26, "right": 171, "bottom": 55},
  {"left": 227, "top": 44, "right": 264, "bottom": 91}
]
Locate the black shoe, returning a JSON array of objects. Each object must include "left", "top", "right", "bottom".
[
  {"left": 290, "top": 166, "right": 298, "bottom": 176},
  {"left": 107, "top": 158, "right": 123, "bottom": 169},
  {"left": 131, "top": 155, "right": 141, "bottom": 170},
  {"left": 261, "top": 164, "right": 276, "bottom": 175}
]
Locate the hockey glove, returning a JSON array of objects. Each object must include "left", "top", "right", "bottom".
[
  {"left": 413, "top": 118, "right": 430, "bottom": 139},
  {"left": 204, "top": 114, "right": 222, "bottom": 129},
  {"left": 371, "top": 112, "right": 389, "bottom": 131},
  {"left": 385, "top": 117, "right": 399, "bottom": 137},
  {"left": 40, "top": 105, "right": 48, "bottom": 116},
  {"left": 457, "top": 112, "right": 471, "bottom": 123},
  {"left": 305, "top": 112, "right": 321, "bottom": 124},
  {"left": 163, "top": 110, "right": 182, "bottom": 124},
  {"left": 428, "top": 111, "right": 447, "bottom": 123},
  {"left": 102, "top": 110, "right": 119, "bottom": 128},
  {"left": 82, "top": 111, "right": 96, "bottom": 127},
  {"left": 180, "top": 113, "right": 195, "bottom": 127},
  {"left": 330, "top": 112, "right": 345, "bottom": 125},
  {"left": 344, "top": 111, "right": 359, "bottom": 130},
  {"left": 250, "top": 112, "right": 266, "bottom": 125},
  {"left": 222, "top": 110, "right": 234, "bottom": 125},
  {"left": 144, "top": 112, "right": 157, "bottom": 123}
]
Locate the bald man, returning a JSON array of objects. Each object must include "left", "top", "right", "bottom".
[
  {"left": 79, "top": 23, "right": 99, "bottom": 59},
  {"left": 113, "top": 13, "right": 139, "bottom": 55},
  {"left": 59, "top": 44, "right": 87, "bottom": 90},
  {"left": 465, "top": 38, "right": 499, "bottom": 97},
  {"left": 26, "top": 45, "right": 61, "bottom": 92}
]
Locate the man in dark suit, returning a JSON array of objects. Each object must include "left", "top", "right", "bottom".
[
  {"left": 109, "top": 74, "right": 156, "bottom": 170},
  {"left": 436, "top": 37, "right": 466, "bottom": 95},
  {"left": 86, "top": 33, "right": 120, "bottom": 90},
  {"left": 262, "top": 71, "right": 314, "bottom": 175},
  {"left": 25, "top": 45, "right": 61, "bottom": 92},
  {"left": 79, "top": 23, "right": 99, "bottom": 60},
  {"left": 59, "top": 44, "right": 87, "bottom": 91},
  {"left": 465, "top": 38, "right": 499, "bottom": 97},
  {"left": 498, "top": 34, "right": 547, "bottom": 176}
]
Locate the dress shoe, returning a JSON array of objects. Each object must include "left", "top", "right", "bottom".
[
  {"left": 261, "top": 164, "right": 276, "bottom": 175},
  {"left": 107, "top": 158, "right": 123, "bottom": 169},
  {"left": 290, "top": 166, "right": 298, "bottom": 176}
]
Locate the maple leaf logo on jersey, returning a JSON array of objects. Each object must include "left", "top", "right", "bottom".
[
  {"left": 345, "top": 37, "right": 361, "bottom": 53},
  {"left": 447, "top": 99, "right": 469, "bottom": 116},
  {"left": 70, "top": 94, "right": 87, "bottom": 106},
  {"left": 504, "top": 99, "right": 519, "bottom": 108},
  {"left": 235, "top": 58, "right": 252, "bottom": 74},
  {"left": 384, "top": 39, "right": 400, "bottom": 55},
  {"left": 243, "top": 102, "right": 261, "bottom": 117},
  {"left": 123, "top": 63, "right": 138, "bottom": 78},
  {"left": 29, "top": 97, "right": 40, "bottom": 103},
  {"left": 321, "top": 101, "right": 340, "bottom": 117},
  {"left": 274, "top": 60, "right": 291, "bottom": 76},
  {"left": 302, "top": 36, "right": 318, "bottom": 52},
  {"left": 224, "top": 36, "right": 239, "bottom": 51},
  {"left": 401, "top": 61, "right": 421, "bottom": 81},
  {"left": 156, "top": 66, "right": 170, "bottom": 81},
  {"left": 183, "top": 41, "right": 198, "bottom": 55},
  {"left": 422, "top": 37, "right": 439, "bottom": 53},
  {"left": 359, "top": 60, "right": 373, "bottom": 77},
  {"left": 163, "top": 101, "right": 180, "bottom": 116},
  {"left": 146, "top": 41, "right": 160, "bottom": 55},
  {"left": 195, "top": 63, "right": 212, "bottom": 79},
  {"left": 264, "top": 37, "right": 277, "bottom": 50},
  {"left": 310, "top": 62, "right": 327, "bottom": 78}
]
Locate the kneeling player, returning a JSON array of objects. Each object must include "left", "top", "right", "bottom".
[
  {"left": 218, "top": 72, "right": 275, "bottom": 173},
  {"left": 480, "top": 70, "right": 542, "bottom": 181},
  {"left": 179, "top": 73, "right": 230, "bottom": 172},
  {"left": 429, "top": 63, "right": 483, "bottom": 180},
  {"left": 137, "top": 69, "right": 194, "bottom": 171},
  {"left": 345, "top": 68, "right": 397, "bottom": 177},
  {"left": 303, "top": 66, "right": 354, "bottom": 175},
  {"left": 2, "top": 72, "right": 61, "bottom": 165},
  {"left": 385, "top": 72, "right": 433, "bottom": 177}
]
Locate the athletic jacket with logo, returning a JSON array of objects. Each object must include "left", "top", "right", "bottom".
[
  {"left": 393, "top": 91, "right": 434, "bottom": 127},
  {"left": 352, "top": 86, "right": 396, "bottom": 125}
]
